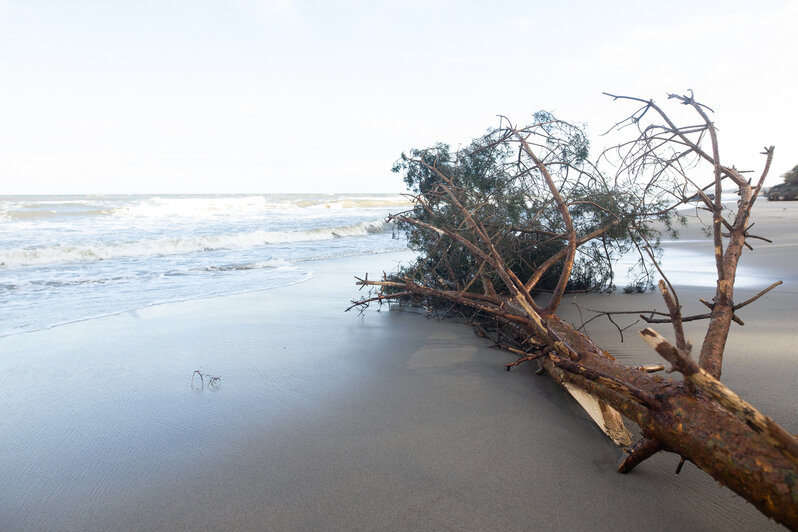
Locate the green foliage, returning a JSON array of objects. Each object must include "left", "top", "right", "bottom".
[
  {"left": 390, "top": 114, "right": 679, "bottom": 299},
  {"left": 783, "top": 164, "right": 798, "bottom": 184},
  {"left": 623, "top": 281, "right": 649, "bottom": 294}
]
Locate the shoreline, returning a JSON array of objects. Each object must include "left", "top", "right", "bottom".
[
  {"left": 2, "top": 203, "right": 795, "bottom": 530},
  {"left": 0, "top": 249, "right": 414, "bottom": 339}
]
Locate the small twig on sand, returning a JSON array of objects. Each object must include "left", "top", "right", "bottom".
[{"left": 192, "top": 370, "right": 221, "bottom": 390}]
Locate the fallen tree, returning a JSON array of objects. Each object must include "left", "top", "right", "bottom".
[{"left": 349, "top": 92, "right": 798, "bottom": 528}]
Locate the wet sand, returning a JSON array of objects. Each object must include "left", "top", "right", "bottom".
[{"left": 2, "top": 201, "right": 796, "bottom": 530}]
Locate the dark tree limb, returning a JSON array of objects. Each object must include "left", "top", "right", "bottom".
[{"left": 618, "top": 437, "right": 662, "bottom": 474}]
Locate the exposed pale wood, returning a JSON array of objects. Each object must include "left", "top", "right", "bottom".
[{"left": 563, "top": 383, "right": 632, "bottom": 446}]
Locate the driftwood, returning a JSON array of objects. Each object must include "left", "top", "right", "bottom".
[{"left": 350, "top": 93, "right": 798, "bottom": 528}]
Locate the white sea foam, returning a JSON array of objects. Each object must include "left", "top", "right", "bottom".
[
  {"left": 0, "top": 194, "right": 412, "bottom": 222},
  {"left": 201, "top": 260, "right": 291, "bottom": 272},
  {"left": 0, "top": 219, "right": 391, "bottom": 267},
  {"left": 106, "top": 195, "right": 411, "bottom": 219}
]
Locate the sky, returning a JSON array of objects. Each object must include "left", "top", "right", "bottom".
[{"left": 0, "top": 0, "right": 796, "bottom": 194}]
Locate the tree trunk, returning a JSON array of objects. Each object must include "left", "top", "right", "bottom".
[{"left": 539, "top": 313, "right": 798, "bottom": 528}]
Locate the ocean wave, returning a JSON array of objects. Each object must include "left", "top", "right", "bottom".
[
  {"left": 0, "top": 198, "right": 112, "bottom": 221},
  {"left": 107, "top": 194, "right": 411, "bottom": 219},
  {"left": 0, "top": 194, "right": 412, "bottom": 222},
  {"left": 0, "top": 219, "right": 392, "bottom": 267},
  {"left": 1, "top": 208, "right": 110, "bottom": 220}
]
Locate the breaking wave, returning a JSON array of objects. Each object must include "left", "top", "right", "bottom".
[
  {"left": 0, "top": 219, "right": 392, "bottom": 268},
  {"left": 0, "top": 194, "right": 411, "bottom": 221},
  {"left": 107, "top": 195, "right": 411, "bottom": 219}
]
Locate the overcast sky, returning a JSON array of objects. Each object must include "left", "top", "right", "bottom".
[{"left": 1, "top": 0, "right": 796, "bottom": 194}]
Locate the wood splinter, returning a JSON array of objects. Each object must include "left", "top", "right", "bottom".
[{"left": 634, "top": 364, "right": 665, "bottom": 373}]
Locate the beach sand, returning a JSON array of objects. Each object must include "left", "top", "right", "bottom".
[{"left": 2, "top": 201, "right": 796, "bottom": 530}]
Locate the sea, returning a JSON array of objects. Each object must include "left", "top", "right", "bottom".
[{"left": 0, "top": 194, "right": 411, "bottom": 337}]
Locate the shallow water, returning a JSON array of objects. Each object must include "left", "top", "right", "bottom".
[
  {"left": 0, "top": 194, "right": 410, "bottom": 336},
  {"left": 613, "top": 240, "right": 770, "bottom": 290}
]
